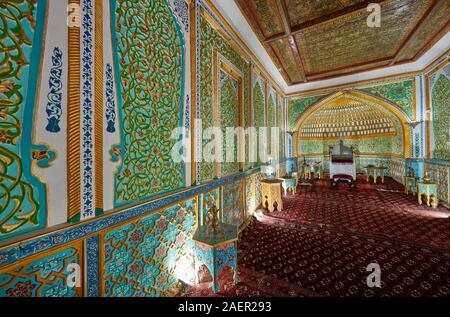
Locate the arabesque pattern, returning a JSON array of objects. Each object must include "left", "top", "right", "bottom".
[
  {"left": 199, "top": 11, "right": 250, "bottom": 181},
  {"left": 222, "top": 180, "right": 243, "bottom": 227},
  {"left": 0, "top": 243, "right": 82, "bottom": 297},
  {"left": 102, "top": 199, "right": 196, "bottom": 297},
  {"left": 220, "top": 70, "right": 239, "bottom": 177},
  {"left": 431, "top": 75, "right": 450, "bottom": 160},
  {"left": 361, "top": 80, "right": 414, "bottom": 119},
  {"left": 114, "top": 0, "right": 185, "bottom": 205},
  {"left": 0, "top": 0, "right": 42, "bottom": 238}
]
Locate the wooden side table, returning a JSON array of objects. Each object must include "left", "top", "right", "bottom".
[
  {"left": 311, "top": 162, "right": 322, "bottom": 179},
  {"left": 280, "top": 176, "right": 296, "bottom": 195},
  {"left": 261, "top": 179, "right": 283, "bottom": 212},
  {"left": 417, "top": 181, "right": 438, "bottom": 208},
  {"left": 291, "top": 172, "right": 299, "bottom": 188},
  {"left": 193, "top": 224, "right": 238, "bottom": 293},
  {"left": 302, "top": 164, "right": 311, "bottom": 180},
  {"left": 404, "top": 176, "right": 418, "bottom": 195},
  {"left": 365, "top": 166, "right": 387, "bottom": 184}
]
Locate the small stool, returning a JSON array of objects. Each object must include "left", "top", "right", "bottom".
[
  {"left": 261, "top": 179, "right": 283, "bottom": 212},
  {"left": 417, "top": 181, "right": 438, "bottom": 208}
]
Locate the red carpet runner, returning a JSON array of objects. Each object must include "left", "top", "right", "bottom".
[{"left": 180, "top": 176, "right": 450, "bottom": 297}]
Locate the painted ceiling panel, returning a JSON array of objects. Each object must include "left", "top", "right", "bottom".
[
  {"left": 271, "top": 38, "right": 303, "bottom": 83},
  {"left": 285, "top": 0, "right": 363, "bottom": 27},
  {"left": 246, "top": 0, "right": 284, "bottom": 38},
  {"left": 396, "top": 0, "right": 450, "bottom": 62},
  {"left": 296, "top": 0, "right": 431, "bottom": 74},
  {"left": 236, "top": 0, "right": 449, "bottom": 83}
]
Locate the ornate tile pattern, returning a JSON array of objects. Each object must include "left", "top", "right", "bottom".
[
  {"left": 0, "top": 0, "right": 45, "bottom": 238},
  {"left": 222, "top": 180, "right": 243, "bottom": 227},
  {"left": 105, "top": 64, "right": 116, "bottom": 133},
  {"left": 424, "top": 162, "right": 450, "bottom": 204},
  {"left": 102, "top": 199, "right": 196, "bottom": 297},
  {"left": 219, "top": 70, "right": 239, "bottom": 177},
  {"left": 0, "top": 167, "right": 260, "bottom": 269},
  {"left": 199, "top": 11, "right": 250, "bottom": 182},
  {"left": 45, "top": 47, "right": 63, "bottom": 133},
  {"left": 267, "top": 94, "right": 276, "bottom": 154},
  {"left": 81, "top": 0, "right": 95, "bottom": 219},
  {"left": 361, "top": 79, "right": 414, "bottom": 119},
  {"left": 431, "top": 74, "right": 450, "bottom": 160},
  {"left": 288, "top": 95, "right": 325, "bottom": 131},
  {"left": 0, "top": 244, "right": 82, "bottom": 297},
  {"left": 113, "top": 0, "right": 185, "bottom": 205},
  {"left": 86, "top": 235, "right": 100, "bottom": 297},
  {"left": 278, "top": 97, "right": 285, "bottom": 158}
]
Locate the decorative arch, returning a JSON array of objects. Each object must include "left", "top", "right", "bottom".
[
  {"left": 293, "top": 90, "right": 412, "bottom": 158},
  {"left": 112, "top": 0, "right": 186, "bottom": 207},
  {"left": 431, "top": 74, "right": 450, "bottom": 160}
]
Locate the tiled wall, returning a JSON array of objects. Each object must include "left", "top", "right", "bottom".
[{"left": 0, "top": 168, "right": 262, "bottom": 297}]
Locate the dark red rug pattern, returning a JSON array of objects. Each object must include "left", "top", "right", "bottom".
[
  {"left": 238, "top": 218, "right": 450, "bottom": 297},
  {"left": 180, "top": 175, "right": 450, "bottom": 297},
  {"left": 276, "top": 175, "right": 450, "bottom": 250},
  {"left": 178, "top": 266, "right": 318, "bottom": 297}
]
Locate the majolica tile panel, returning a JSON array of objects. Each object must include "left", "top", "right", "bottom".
[
  {"left": 424, "top": 163, "right": 450, "bottom": 204},
  {"left": 222, "top": 180, "right": 244, "bottom": 227},
  {"left": 102, "top": 199, "right": 196, "bottom": 297},
  {"left": 288, "top": 95, "right": 326, "bottom": 131},
  {"left": 0, "top": 242, "right": 83, "bottom": 297},
  {"left": 0, "top": 0, "right": 47, "bottom": 239},
  {"left": 199, "top": 11, "right": 250, "bottom": 182},
  {"left": 431, "top": 74, "right": 450, "bottom": 160},
  {"left": 361, "top": 80, "right": 415, "bottom": 120},
  {"left": 219, "top": 70, "right": 240, "bottom": 177},
  {"left": 113, "top": 0, "right": 186, "bottom": 206}
]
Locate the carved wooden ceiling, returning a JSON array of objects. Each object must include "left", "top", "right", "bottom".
[{"left": 235, "top": 0, "right": 450, "bottom": 84}]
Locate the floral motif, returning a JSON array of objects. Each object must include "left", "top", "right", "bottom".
[
  {"left": 105, "top": 64, "right": 116, "bottom": 133},
  {"left": 81, "top": 0, "right": 94, "bottom": 219},
  {"left": 0, "top": 0, "right": 42, "bottom": 237},
  {"left": 0, "top": 246, "right": 82, "bottom": 297},
  {"left": 220, "top": 70, "right": 239, "bottom": 177},
  {"left": 45, "top": 47, "right": 63, "bottom": 133},
  {"left": 288, "top": 95, "right": 324, "bottom": 131},
  {"left": 199, "top": 11, "right": 250, "bottom": 181},
  {"left": 223, "top": 180, "right": 243, "bottom": 226},
  {"left": 431, "top": 74, "right": 450, "bottom": 160},
  {"left": 361, "top": 80, "right": 414, "bottom": 119},
  {"left": 6, "top": 281, "right": 35, "bottom": 297},
  {"left": 114, "top": 0, "right": 185, "bottom": 205},
  {"left": 102, "top": 200, "right": 196, "bottom": 296},
  {"left": 170, "top": 0, "right": 189, "bottom": 33}
]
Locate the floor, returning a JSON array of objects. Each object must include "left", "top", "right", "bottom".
[{"left": 179, "top": 175, "right": 450, "bottom": 297}]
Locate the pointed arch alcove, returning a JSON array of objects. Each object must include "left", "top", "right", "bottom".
[{"left": 293, "top": 90, "right": 412, "bottom": 161}]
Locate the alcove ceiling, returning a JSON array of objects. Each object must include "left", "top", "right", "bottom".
[
  {"left": 235, "top": 0, "right": 450, "bottom": 85},
  {"left": 298, "top": 96, "right": 397, "bottom": 140},
  {"left": 212, "top": 0, "right": 450, "bottom": 92}
]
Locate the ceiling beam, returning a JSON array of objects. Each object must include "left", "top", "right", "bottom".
[
  {"left": 275, "top": 0, "right": 307, "bottom": 82},
  {"left": 265, "top": 0, "right": 387, "bottom": 44},
  {"left": 266, "top": 42, "right": 294, "bottom": 85},
  {"left": 235, "top": 0, "right": 267, "bottom": 40},
  {"left": 304, "top": 57, "right": 393, "bottom": 82},
  {"left": 390, "top": 0, "right": 440, "bottom": 65}
]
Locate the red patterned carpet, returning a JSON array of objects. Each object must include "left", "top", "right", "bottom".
[{"left": 180, "top": 175, "right": 450, "bottom": 297}]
